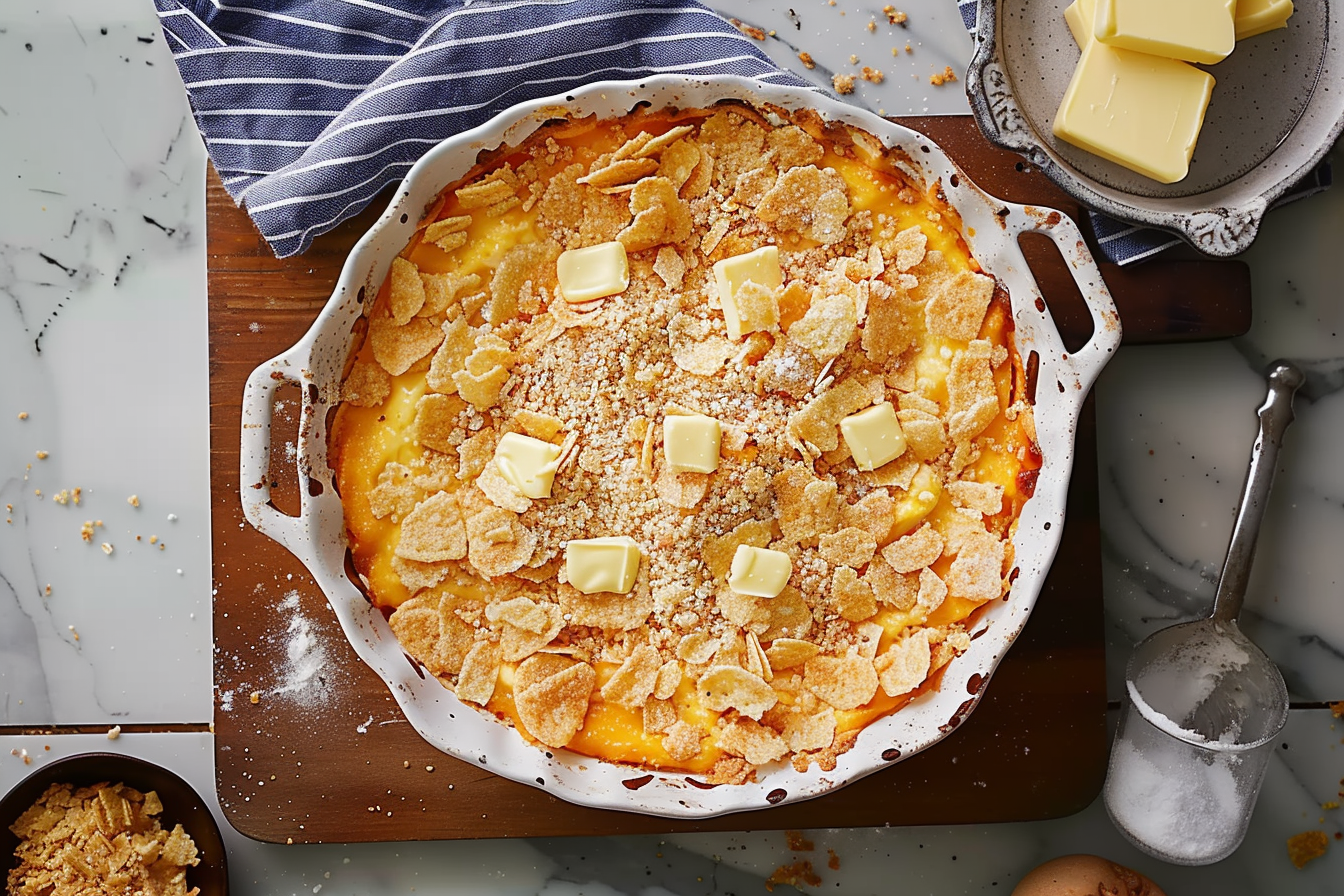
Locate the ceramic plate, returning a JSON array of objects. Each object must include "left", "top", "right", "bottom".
[{"left": 967, "top": 0, "right": 1343, "bottom": 255}]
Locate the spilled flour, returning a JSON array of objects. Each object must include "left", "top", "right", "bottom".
[{"left": 270, "top": 590, "right": 337, "bottom": 708}]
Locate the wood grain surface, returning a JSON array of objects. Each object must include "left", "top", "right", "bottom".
[{"left": 207, "top": 117, "right": 1250, "bottom": 843}]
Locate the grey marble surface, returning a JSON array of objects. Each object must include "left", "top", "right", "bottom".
[{"left": 2, "top": 0, "right": 1342, "bottom": 893}]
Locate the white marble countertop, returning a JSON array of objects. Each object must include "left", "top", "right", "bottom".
[{"left": 2, "top": 0, "right": 1342, "bottom": 893}]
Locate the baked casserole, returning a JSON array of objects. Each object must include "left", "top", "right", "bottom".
[{"left": 329, "top": 103, "right": 1040, "bottom": 784}]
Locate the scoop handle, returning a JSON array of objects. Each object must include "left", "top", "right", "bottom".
[{"left": 1211, "top": 360, "right": 1304, "bottom": 623}]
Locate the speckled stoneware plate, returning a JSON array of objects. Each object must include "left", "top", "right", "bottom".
[
  {"left": 237, "top": 74, "right": 1120, "bottom": 818},
  {"left": 967, "top": 0, "right": 1344, "bottom": 255}
]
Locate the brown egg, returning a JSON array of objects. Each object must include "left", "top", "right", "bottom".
[{"left": 1011, "top": 854, "right": 1166, "bottom": 896}]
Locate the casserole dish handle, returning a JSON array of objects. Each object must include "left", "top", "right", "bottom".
[
  {"left": 1003, "top": 204, "right": 1122, "bottom": 394},
  {"left": 239, "top": 348, "right": 315, "bottom": 558}
]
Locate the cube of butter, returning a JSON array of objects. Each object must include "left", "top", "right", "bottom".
[
  {"left": 728, "top": 545, "right": 792, "bottom": 598},
  {"left": 712, "top": 246, "right": 783, "bottom": 340},
  {"left": 493, "top": 432, "right": 562, "bottom": 499},
  {"left": 1234, "top": 0, "right": 1293, "bottom": 40},
  {"left": 1053, "top": 41, "right": 1214, "bottom": 184},
  {"left": 664, "top": 413, "right": 721, "bottom": 474},
  {"left": 1093, "top": 0, "right": 1235, "bottom": 64},
  {"left": 566, "top": 536, "right": 642, "bottom": 594},
  {"left": 840, "top": 402, "right": 907, "bottom": 472},
  {"left": 556, "top": 241, "right": 629, "bottom": 303}
]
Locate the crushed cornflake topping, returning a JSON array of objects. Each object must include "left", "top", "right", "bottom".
[
  {"left": 883, "top": 5, "right": 908, "bottom": 25},
  {"left": 798, "top": 51, "right": 816, "bottom": 69},
  {"left": 8, "top": 782, "right": 200, "bottom": 896},
  {"left": 332, "top": 105, "right": 1035, "bottom": 780},
  {"left": 861, "top": 67, "right": 884, "bottom": 84},
  {"left": 832, "top": 73, "right": 856, "bottom": 95},
  {"left": 127, "top": 494, "right": 140, "bottom": 507}
]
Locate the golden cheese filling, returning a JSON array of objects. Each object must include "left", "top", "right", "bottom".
[{"left": 330, "top": 105, "right": 1039, "bottom": 783}]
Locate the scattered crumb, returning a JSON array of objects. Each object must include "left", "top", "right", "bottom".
[
  {"left": 930, "top": 66, "right": 958, "bottom": 86},
  {"left": 1287, "top": 830, "right": 1328, "bottom": 868},
  {"left": 100, "top": 542, "right": 114, "bottom": 555},
  {"left": 785, "top": 830, "right": 814, "bottom": 851},
  {"left": 68, "top": 625, "right": 80, "bottom": 642},
  {"left": 827, "top": 848, "right": 841, "bottom": 870},
  {"left": 107, "top": 725, "right": 121, "bottom": 740},
  {"left": 849, "top": 53, "right": 858, "bottom": 64},
  {"left": 35, "top": 451, "right": 48, "bottom": 460},
  {"left": 883, "top": 6, "right": 908, "bottom": 25},
  {"left": 128, "top": 494, "right": 140, "bottom": 507},
  {"left": 1324, "top": 801, "right": 1340, "bottom": 810},
  {"left": 832, "top": 73, "right": 856, "bottom": 94},
  {"left": 730, "top": 18, "right": 766, "bottom": 40},
  {"left": 250, "top": 691, "right": 261, "bottom": 704},
  {"left": 766, "top": 860, "right": 822, "bottom": 892},
  {"left": 425, "top": 765, "right": 435, "bottom": 772},
  {"left": 44, "top": 584, "right": 51, "bottom": 596},
  {"left": 150, "top": 535, "right": 158, "bottom": 544},
  {"left": 72, "top": 487, "right": 81, "bottom": 505},
  {"left": 866, "top": 19, "right": 876, "bottom": 32},
  {"left": 11, "top": 748, "right": 32, "bottom": 765},
  {"left": 798, "top": 51, "right": 815, "bottom": 69},
  {"left": 861, "top": 66, "right": 884, "bottom": 83},
  {"left": 18, "top": 411, "right": 29, "bottom": 420},
  {"left": 905, "top": 43, "right": 913, "bottom": 54},
  {"left": 1330, "top": 700, "right": 1342, "bottom": 718}
]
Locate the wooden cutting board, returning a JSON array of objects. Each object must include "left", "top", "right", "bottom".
[{"left": 206, "top": 117, "right": 1250, "bottom": 843}]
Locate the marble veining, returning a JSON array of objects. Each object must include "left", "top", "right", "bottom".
[{"left": 0, "top": 0, "right": 211, "bottom": 724}]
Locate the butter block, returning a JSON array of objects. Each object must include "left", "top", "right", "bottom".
[
  {"left": 1235, "top": 0, "right": 1293, "bottom": 40},
  {"left": 841, "top": 402, "right": 907, "bottom": 472},
  {"left": 556, "top": 241, "right": 629, "bottom": 303},
  {"left": 493, "top": 432, "right": 562, "bottom": 499},
  {"left": 1094, "top": 0, "right": 1235, "bottom": 64},
  {"left": 664, "top": 413, "right": 721, "bottom": 474},
  {"left": 1064, "top": 0, "right": 1097, "bottom": 47},
  {"left": 728, "top": 545, "right": 792, "bottom": 598},
  {"left": 566, "top": 536, "right": 642, "bottom": 594},
  {"left": 713, "top": 246, "right": 783, "bottom": 340},
  {"left": 1053, "top": 41, "right": 1214, "bottom": 184}
]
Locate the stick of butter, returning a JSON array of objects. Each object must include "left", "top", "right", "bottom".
[
  {"left": 1234, "top": 0, "right": 1294, "bottom": 40},
  {"left": 1053, "top": 40, "right": 1214, "bottom": 184},
  {"left": 1064, "top": 0, "right": 1097, "bottom": 48},
  {"left": 1093, "top": 0, "right": 1236, "bottom": 64}
]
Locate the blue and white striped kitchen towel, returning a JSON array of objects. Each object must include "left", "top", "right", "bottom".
[
  {"left": 153, "top": 0, "right": 810, "bottom": 258},
  {"left": 958, "top": 0, "right": 1332, "bottom": 264}
]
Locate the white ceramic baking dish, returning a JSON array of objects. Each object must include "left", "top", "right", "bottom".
[{"left": 239, "top": 75, "right": 1121, "bottom": 818}]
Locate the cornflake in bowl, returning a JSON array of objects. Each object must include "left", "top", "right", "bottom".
[{"left": 242, "top": 76, "right": 1119, "bottom": 817}]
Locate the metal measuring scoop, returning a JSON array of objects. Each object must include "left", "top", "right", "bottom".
[{"left": 1104, "top": 360, "right": 1303, "bottom": 865}]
